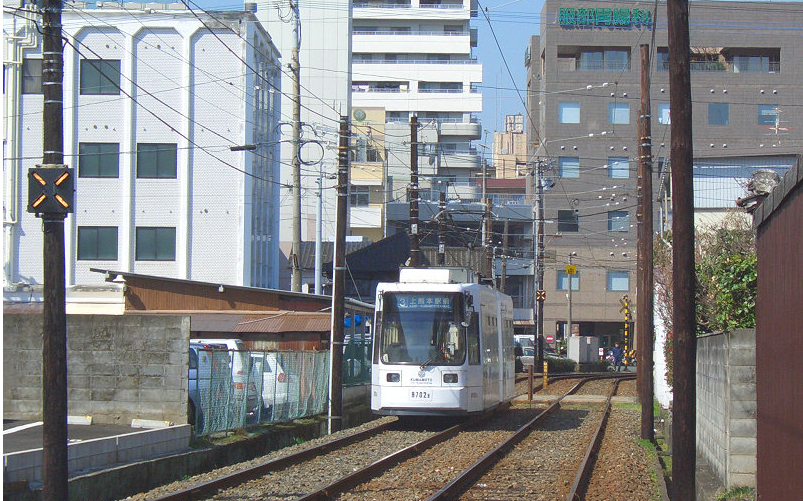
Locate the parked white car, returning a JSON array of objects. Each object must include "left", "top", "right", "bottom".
[{"left": 249, "top": 352, "right": 299, "bottom": 418}]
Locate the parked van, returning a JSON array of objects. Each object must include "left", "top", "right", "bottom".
[
  {"left": 188, "top": 339, "right": 259, "bottom": 429},
  {"left": 249, "top": 352, "right": 298, "bottom": 419}
]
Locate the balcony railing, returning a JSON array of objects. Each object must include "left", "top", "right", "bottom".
[
  {"left": 353, "top": 30, "right": 469, "bottom": 36},
  {"left": 353, "top": 58, "right": 479, "bottom": 65},
  {"left": 418, "top": 88, "right": 464, "bottom": 93},
  {"left": 420, "top": 2, "right": 464, "bottom": 8},
  {"left": 354, "top": 2, "right": 411, "bottom": 7},
  {"left": 352, "top": 86, "right": 408, "bottom": 93},
  {"left": 657, "top": 60, "right": 780, "bottom": 73},
  {"left": 576, "top": 61, "right": 630, "bottom": 71}
]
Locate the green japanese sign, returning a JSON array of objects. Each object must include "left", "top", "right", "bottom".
[{"left": 559, "top": 7, "right": 652, "bottom": 27}]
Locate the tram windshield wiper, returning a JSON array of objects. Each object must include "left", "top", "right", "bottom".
[{"left": 420, "top": 351, "right": 443, "bottom": 369}]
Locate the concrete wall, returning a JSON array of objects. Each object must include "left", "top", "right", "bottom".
[
  {"left": 3, "top": 313, "right": 190, "bottom": 425},
  {"left": 696, "top": 329, "right": 756, "bottom": 489}
]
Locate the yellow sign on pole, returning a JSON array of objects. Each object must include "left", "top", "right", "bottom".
[{"left": 565, "top": 264, "right": 577, "bottom": 275}]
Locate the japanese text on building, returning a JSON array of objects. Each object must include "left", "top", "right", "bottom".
[{"left": 558, "top": 7, "right": 652, "bottom": 27}]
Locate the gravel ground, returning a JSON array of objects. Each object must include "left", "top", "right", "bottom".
[
  {"left": 457, "top": 405, "right": 604, "bottom": 501},
  {"left": 516, "top": 377, "right": 580, "bottom": 397},
  {"left": 584, "top": 408, "right": 662, "bottom": 501},
  {"left": 334, "top": 407, "right": 545, "bottom": 501},
  {"left": 119, "top": 417, "right": 398, "bottom": 501},
  {"left": 615, "top": 379, "right": 637, "bottom": 398},
  {"left": 575, "top": 379, "right": 616, "bottom": 396}
]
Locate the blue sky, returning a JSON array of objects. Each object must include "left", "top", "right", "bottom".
[{"left": 191, "top": 0, "right": 799, "bottom": 135}]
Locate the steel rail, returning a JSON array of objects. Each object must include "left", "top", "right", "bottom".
[
  {"left": 423, "top": 377, "right": 593, "bottom": 501},
  {"left": 293, "top": 404, "right": 508, "bottom": 501},
  {"left": 146, "top": 419, "right": 396, "bottom": 501},
  {"left": 565, "top": 375, "right": 636, "bottom": 501}
]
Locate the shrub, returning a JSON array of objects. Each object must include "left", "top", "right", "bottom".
[{"left": 546, "top": 356, "right": 576, "bottom": 373}]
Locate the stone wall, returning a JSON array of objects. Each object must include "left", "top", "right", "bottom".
[
  {"left": 696, "top": 329, "right": 756, "bottom": 489},
  {"left": 3, "top": 313, "right": 190, "bottom": 425}
]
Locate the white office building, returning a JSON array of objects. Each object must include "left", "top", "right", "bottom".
[
  {"left": 350, "top": 0, "right": 484, "bottom": 237},
  {"left": 3, "top": 3, "right": 282, "bottom": 292}
]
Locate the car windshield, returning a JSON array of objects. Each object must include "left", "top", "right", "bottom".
[
  {"left": 523, "top": 348, "right": 535, "bottom": 356},
  {"left": 377, "top": 292, "right": 465, "bottom": 366}
]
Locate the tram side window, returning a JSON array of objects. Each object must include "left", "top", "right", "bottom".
[{"left": 467, "top": 312, "right": 480, "bottom": 365}]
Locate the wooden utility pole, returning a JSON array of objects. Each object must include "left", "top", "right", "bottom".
[
  {"left": 328, "top": 116, "right": 349, "bottom": 434},
  {"left": 667, "top": 0, "right": 696, "bottom": 497},
  {"left": 437, "top": 190, "right": 446, "bottom": 265},
  {"left": 637, "top": 43, "right": 655, "bottom": 441},
  {"left": 41, "top": 0, "right": 68, "bottom": 497},
  {"left": 289, "top": 0, "right": 302, "bottom": 291},
  {"left": 409, "top": 116, "right": 420, "bottom": 267}
]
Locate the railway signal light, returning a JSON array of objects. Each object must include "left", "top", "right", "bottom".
[{"left": 27, "top": 165, "right": 74, "bottom": 215}]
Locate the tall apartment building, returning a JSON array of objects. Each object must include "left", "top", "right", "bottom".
[
  {"left": 3, "top": 3, "right": 282, "bottom": 293},
  {"left": 350, "top": 0, "right": 484, "bottom": 239},
  {"left": 493, "top": 114, "right": 528, "bottom": 179},
  {"left": 528, "top": 0, "right": 801, "bottom": 345},
  {"left": 256, "top": 0, "right": 352, "bottom": 288}
]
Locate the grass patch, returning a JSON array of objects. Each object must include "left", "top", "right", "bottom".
[
  {"left": 614, "top": 401, "right": 641, "bottom": 411},
  {"left": 715, "top": 486, "right": 755, "bottom": 501}
]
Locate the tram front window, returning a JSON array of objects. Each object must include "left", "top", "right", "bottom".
[{"left": 378, "top": 292, "right": 466, "bottom": 365}]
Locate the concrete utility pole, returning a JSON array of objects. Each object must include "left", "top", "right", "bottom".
[
  {"left": 328, "top": 116, "right": 349, "bottom": 434},
  {"left": 567, "top": 252, "right": 575, "bottom": 338},
  {"left": 667, "top": 0, "right": 697, "bottom": 497},
  {"left": 637, "top": 43, "right": 655, "bottom": 441},
  {"left": 536, "top": 162, "right": 545, "bottom": 343},
  {"left": 409, "top": 116, "right": 420, "bottom": 267},
  {"left": 314, "top": 165, "right": 323, "bottom": 295},
  {"left": 290, "top": 0, "right": 302, "bottom": 292},
  {"left": 41, "top": 0, "right": 68, "bottom": 497},
  {"left": 485, "top": 198, "right": 493, "bottom": 281},
  {"left": 500, "top": 218, "right": 509, "bottom": 292}
]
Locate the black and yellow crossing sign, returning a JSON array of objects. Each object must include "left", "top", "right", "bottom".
[
  {"left": 27, "top": 165, "right": 74, "bottom": 215},
  {"left": 536, "top": 290, "right": 546, "bottom": 302}
]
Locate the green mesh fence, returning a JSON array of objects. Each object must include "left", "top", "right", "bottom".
[
  {"left": 192, "top": 350, "right": 332, "bottom": 436},
  {"left": 343, "top": 337, "right": 372, "bottom": 386}
]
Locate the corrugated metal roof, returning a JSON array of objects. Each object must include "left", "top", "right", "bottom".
[{"left": 234, "top": 311, "right": 332, "bottom": 333}]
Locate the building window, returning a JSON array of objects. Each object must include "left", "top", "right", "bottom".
[
  {"left": 658, "top": 103, "right": 671, "bottom": 124},
  {"left": 607, "top": 270, "right": 629, "bottom": 291},
  {"left": 732, "top": 53, "right": 779, "bottom": 73},
  {"left": 559, "top": 156, "right": 579, "bottom": 178},
  {"left": 656, "top": 49, "right": 669, "bottom": 71},
  {"left": 77, "top": 226, "right": 118, "bottom": 260},
  {"left": 558, "top": 102, "right": 580, "bottom": 123},
  {"left": 80, "top": 59, "right": 121, "bottom": 95},
  {"left": 608, "top": 157, "right": 629, "bottom": 179},
  {"left": 557, "top": 209, "right": 579, "bottom": 232},
  {"left": 79, "top": 143, "right": 119, "bottom": 178},
  {"left": 757, "top": 104, "right": 779, "bottom": 126},
  {"left": 708, "top": 103, "right": 729, "bottom": 126},
  {"left": 349, "top": 185, "right": 370, "bottom": 206},
  {"left": 22, "top": 58, "right": 43, "bottom": 94},
  {"left": 608, "top": 210, "right": 629, "bottom": 232},
  {"left": 557, "top": 271, "right": 579, "bottom": 291},
  {"left": 609, "top": 102, "right": 630, "bottom": 124},
  {"left": 137, "top": 143, "right": 177, "bottom": 178},
  {"left": 135, "top": 227, "right": 176, "bottom": 261}
]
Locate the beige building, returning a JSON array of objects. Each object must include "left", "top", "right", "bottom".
[
  {"left": 350, "top": 107, "right": 388, "bottom": 243},
  {"left": 493, "top": 114, "right": 528, "bottom": 179}
]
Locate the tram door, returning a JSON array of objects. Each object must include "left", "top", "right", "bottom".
[{"left": 481, "top": 303, "right": 500, "bottom": 407}]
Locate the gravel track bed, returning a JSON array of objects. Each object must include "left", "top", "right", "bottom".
[
  {"left": 516, "top": 377, "right": 579, "bottom": 396},
  {"left": 457, "top": 405, "right": 605, "bottom": 501},
  {"left": 584, "top": 408, "right": 661, "bottom": 501},
  {"left": 120, "top": 417, "right": 398, "bottom": 501},
  {"left": 574, "top": 379, "right": 615, "bottom": 396},
  {"left": 334, "top": 408, "right": 543, "bottom": 501},
  {"left": 615, "top": 379, "right": 637, "bottom": 398}
]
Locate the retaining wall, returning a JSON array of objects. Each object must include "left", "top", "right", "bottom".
[
  {"left": 696, "top": 329, "right": 756, "bottom": 490},
  {"left": 3, "top": 313, "right": 190, "bottom": 425}
]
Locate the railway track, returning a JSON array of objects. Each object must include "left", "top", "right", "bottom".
[{"left": 134, "top": 375, "right": 635, "bottom": 501}]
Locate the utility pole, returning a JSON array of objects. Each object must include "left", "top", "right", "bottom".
[
  {"left": 536, "top": 162, "right": 545, "bottom": 345},
  {"left": 409, "top": 116, "right": 420, "bottom": 267},
  {"left": 485, "top": 198, "right": 493, "bottom": 281},
  {"left": 328, "top": 116, "right": 349, "bottom": 434},
  {"left": 637, "top": 43, "right": 655, "bottom": 441},
  {"left": 290, "top": 0, "right": 302, "bottom": 292},
  {"left": 500, "top": 219, "right": 509, "bottom": 292},
  {"left": 40, "top": 0, "right": 69, "bottom": 497},
  {"left": 437, "top": 190, "right": 446, "bottom": 265},
  {"left": 668, "top": 0, "right": 696, "bottom": 497},
  {"left": 567, "top": 252, "right": 575, "bottom": 338},
  {"left": 314, "top": 165, "right": 323, "bottom": 295}
]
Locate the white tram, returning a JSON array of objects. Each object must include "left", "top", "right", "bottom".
[{"left": 371, "top": 268, "right": 515, "bottom": 416}]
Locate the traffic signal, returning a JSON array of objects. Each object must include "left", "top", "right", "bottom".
[{"left": 27, "top": 166, "right": 74, "bottom": 214}]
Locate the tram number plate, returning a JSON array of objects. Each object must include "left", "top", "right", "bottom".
[{"left": 410, "top": 390, "right": 432, "bottom": 400}]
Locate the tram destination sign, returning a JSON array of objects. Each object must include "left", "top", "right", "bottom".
[
  {"left": 395, "top": 294, "right": 453, "bottom": 310},
  {"left": 558, "top": 7, "right": 652, "bottom": 28}
]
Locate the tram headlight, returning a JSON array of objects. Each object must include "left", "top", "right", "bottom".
[
  {"left": 386, "top": 373, "right": 401, "bottom": 382},
  {"left": 443, "top": 373, "right": 458, "bottom": 384}
]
